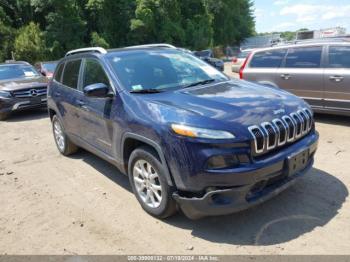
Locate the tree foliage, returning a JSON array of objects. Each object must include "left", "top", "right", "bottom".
[{"left": 0, "top": 0, "right": 255, "bottom": 63}]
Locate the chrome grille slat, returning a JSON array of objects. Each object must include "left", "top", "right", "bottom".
[
  {"left": 272, "top": 119, "right": 287, "bottom": 146},
  {"left": 249, "top": 108, "right": 314, "bottom": 155},
  {"left": 13, "top": 87, "right": 47, "bottom": 98},
  {"left": 261, "top": 122, "right": 277, "bottom": 150}
]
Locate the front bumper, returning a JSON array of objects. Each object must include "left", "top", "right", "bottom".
[
  {"left": 173, "top": 135, "right": 318, "bottom": 219},
  {"left": 0, "top": 96, "right": 47, "bottom": 114}
]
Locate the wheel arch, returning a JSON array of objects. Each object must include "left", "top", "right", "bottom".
[{"left": 121, "top": 133, "right": 174, "bottom": 187}]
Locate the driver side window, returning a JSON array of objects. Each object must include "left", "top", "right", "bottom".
[{"left": 83, "top": 59, "right": 110, "bottom": 88}]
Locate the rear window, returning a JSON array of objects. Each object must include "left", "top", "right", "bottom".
[
  {"left": 285, "top": 46, "right": 322, "bottom": 68},
  {"left": 54, "top": 63, "right": 64, "bottom": 83},
  {"left": 249, "top": 49, "right": 286, "bottom": 68},
  {"left": 62, "top": 60, "right": 82, "bottom": 89},
  {"left": 328, "top": 46, "right": 350, "bottom": 68}
]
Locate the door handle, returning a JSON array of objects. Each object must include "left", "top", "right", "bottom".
[
  {"left": 329, "top": 76, "right": 344, "bottom": 82},
  {"left": 54, "top": 92, "right": 61, "bottom": 97},
  {"left": 280, "top": 74, "right": 291, "bottom": 80},
  {"left": 76, "top": 100, "right": 90, "bottom": 111},
  {"left": 76, "top": 100, "right": 85, "bottom": 107}
]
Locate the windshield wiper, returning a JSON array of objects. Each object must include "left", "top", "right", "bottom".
[
  {"left": 183, "top": 79, "right": 216, "bottom": 88},
  {"left": 130, "top": 88, "right": 163, "bottom": 94}
]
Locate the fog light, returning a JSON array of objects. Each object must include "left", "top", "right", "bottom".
[{"left": 206, "top": 155, "right": 239, "bottom": 170}]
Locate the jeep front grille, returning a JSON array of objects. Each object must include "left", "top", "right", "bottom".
[{"left": 248, "top": 108, "right": 313, "bottom": 155}]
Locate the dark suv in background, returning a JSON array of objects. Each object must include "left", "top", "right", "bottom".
[
  {"left": 48, "top": 44, "right": 318, "bottom": 219},
  {"left": 0, "top": 61, "right": 48, "bottom": 120},
  {"left": 240, "top": 39, "right": 350, "bottom": 116},
  {"left": 193, "top": 49, "right": 225, "bottom": 71}
]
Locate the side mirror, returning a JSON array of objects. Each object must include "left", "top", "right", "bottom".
[{"left": 83, "top": 83, "right": 110, "bottom": 98}]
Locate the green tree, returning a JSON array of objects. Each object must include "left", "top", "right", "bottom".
[
  {"left": 86, "top": 0, "right": 135, "bottom": 47},
  {"left": 90, "top": 31, "right": 109, "bottom": 48},
  {"left": 0, "top": 6, "right": 15, "bottom": 61},
  {"left": 14, "top": 22, "right": 46, "bottom": 63},
  {"left": 180, "top": 0, "right": 213, "bottom": 50},
  {"left": 209, "top": 0, "right": 254, "bottom": 47},
  {"left": 130, "top": 0, "right": 184, "bottom": 46}
]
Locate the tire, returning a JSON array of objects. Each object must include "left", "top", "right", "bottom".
[
  {"left": 52, "top": 115, "right": 78, "bottom": 156},
  {"left": 128, "top": 146, "right": 177, "bottom": 219},
  {"left": 0, "top": 112, "right": 9, "bottom": 121}
]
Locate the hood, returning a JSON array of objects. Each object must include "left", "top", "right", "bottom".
[
  {"left": 143, "top": 80, "right": 309, "bottom": 130},
  {"left": 0, "top": 76, "right": 48, "bottom": 91}
]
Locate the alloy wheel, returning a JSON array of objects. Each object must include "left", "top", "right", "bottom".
[{"left": 133, "top": 160, "right": 163, "bottom": 208}]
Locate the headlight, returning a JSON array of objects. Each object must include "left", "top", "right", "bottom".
[
  {"left": 0, "top": 90, "right": 12, "bottom": 98},
  {"left": 171, "top": 124, "right": 235, "bottom": 139}
]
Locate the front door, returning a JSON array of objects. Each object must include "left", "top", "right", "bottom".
[
  {"left": 77, "top": 58, "right": 115, "bottom": 155},
  {"left": 275, "top": 46, "right": 324, "bottom": 109},
  {"left": 323, "top": 45, "right": 350, "bottom": 112}
]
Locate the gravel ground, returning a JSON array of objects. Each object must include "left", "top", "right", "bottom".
[{"left": 0, "top": 64, "right": 349, "bottom": 255}]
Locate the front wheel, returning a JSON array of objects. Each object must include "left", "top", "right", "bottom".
[
  {"left": 128, "top": 146, "right": 177, "bottom": 219},
  {"left": 52, "top": 115, "right": 78, "bottom": 156}
]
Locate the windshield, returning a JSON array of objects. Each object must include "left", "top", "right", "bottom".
[
  {"left": 42, "top": 62, "right": 57, "bottom": 72},
  {"left": 0, "top": 65, "right": 40, "bottom": 81},
  {"left": 107, "top": 50, "right": 228, "bottom": 92}
]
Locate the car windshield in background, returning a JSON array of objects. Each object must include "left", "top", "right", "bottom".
[
  {"left": 194, "top": 50, "right": 211, "bottom": 57},
  {"left": 0, "top": 65, "right": 40, "bottom": 81},
  {"left": 238, "top": 51, "right": 250, "bottom": 58},
  {"left": 42, "top": 63, "right": 57, "bottom": 72},
  {"left": 107, "top": 50, "right": 228, "bottom": 92}
]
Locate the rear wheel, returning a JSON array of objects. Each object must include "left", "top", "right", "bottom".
[
  {"left": 52, "top": 115, "right": 78, "bottom": 156},
  {"left": 128, "top": 146, "right": 177, "bottom": 218}
]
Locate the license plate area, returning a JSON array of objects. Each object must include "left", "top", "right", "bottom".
[
  {"left": 30, "top": 96, "right": 42, "bottom": 105},
  {"left": 286, "top": 149, "right": 309, "bottom": 176}
]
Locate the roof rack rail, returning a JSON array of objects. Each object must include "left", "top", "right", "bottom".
[
  {"left": 124, "top": 43, "right": 176, "bottom": 49},
  {"left": 65, "top": 47, "right": 107, "bottom": 57},
  {"left": 294, "top": 38, "right": 350, "bottom": 44}
]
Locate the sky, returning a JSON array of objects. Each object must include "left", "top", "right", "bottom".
[{"left": 253, "top": 0, "right": 350, "bottom": 33}]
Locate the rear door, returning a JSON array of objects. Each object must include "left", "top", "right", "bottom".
[
  {"left": 77, "top": 58, "right": 114, "bottom": 155},
  {"left": 55, "top": 59, "right": 83, "bottom": 136},
  {"left": 275, "top": 46, "right": 324, "bottom": 108},
  {"left": 244, "top": 48, "right": 287, "bottom": 85},
  {"left": 323, "top": 45, "right": 350, "bottom": 112}
]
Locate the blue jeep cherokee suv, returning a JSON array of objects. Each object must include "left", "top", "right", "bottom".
[{"left": 48, "top": 44, "right": 319, "bottom": 219}]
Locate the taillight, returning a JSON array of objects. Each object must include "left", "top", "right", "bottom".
[
  {"left": 239, "top": 53, "right": 252, "bottom": 79},
  {"left": 232, "top": 57, "right": 237, "bottom": 63}
]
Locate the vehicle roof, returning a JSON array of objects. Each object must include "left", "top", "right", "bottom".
[
  {"left": 251, "top": 40, "right": 350, "bottom": 54},
  {"left": 0, "top": 61, "right": 31, "bottom": 66}
]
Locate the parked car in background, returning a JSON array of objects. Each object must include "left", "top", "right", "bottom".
[
  {"left": 0, "top": 61, "right": 48, "bottom": 120},
  {"left": 193, "top": 49, "right": 225, "bottom": 71},
  {"left": 35, "top": 61, "right": 58, "bottom": 79},
  {"left": 231, "top": 49, "right": 254, "bottom": 73},
  {"left": 240, "top": 40, "right": 350, "bottom": 116},
  {"left": 48, "top": 44, "right": 318, "bottom": 219}
]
